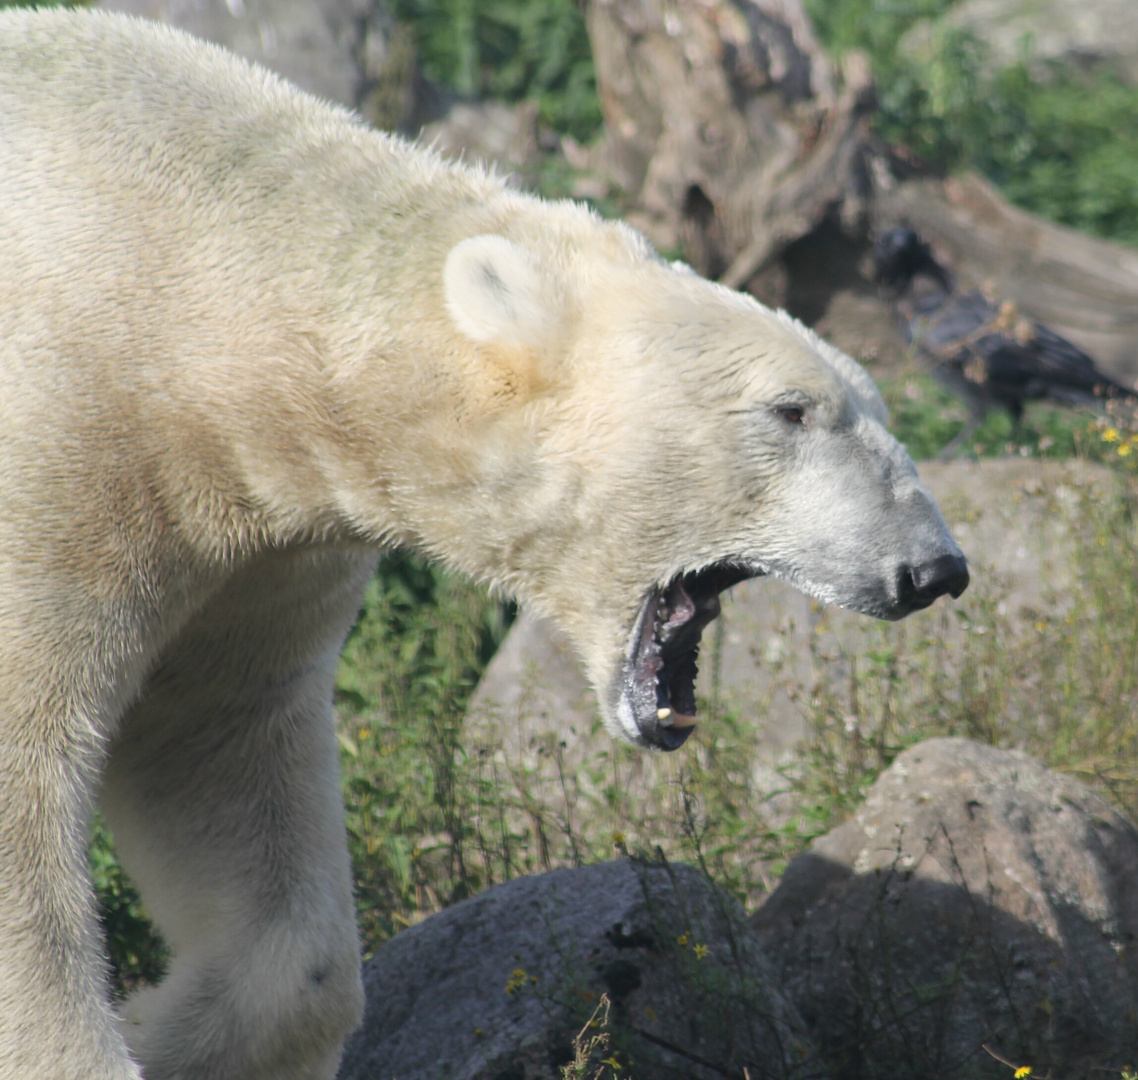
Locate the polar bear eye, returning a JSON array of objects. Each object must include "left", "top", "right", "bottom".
[{"left": 775, "top": 404, "right": 807, "bottom": 426}]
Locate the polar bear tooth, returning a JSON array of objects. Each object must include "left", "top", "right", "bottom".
[{"left": 657, "top": 706, "right": 697, "bottom": 728}]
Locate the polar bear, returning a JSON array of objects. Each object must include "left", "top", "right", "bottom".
[{"left": 0, "top": 9, "right": 968, "bottom": 1079}]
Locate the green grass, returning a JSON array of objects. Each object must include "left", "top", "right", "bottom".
[
  {"left": 879, "top": 370, "right": 1121, "bottom": 462},
  {"left": 334, "top": 552, "right": 512, "bottom": 942},
  {"left": 89, "top": 819, "right": 169, "bottom": 998}
]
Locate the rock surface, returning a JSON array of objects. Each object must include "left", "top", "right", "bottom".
[
  {"left": 753, "top": 737, "right": 1138, "bottom": 1078},
  {"left": 338, "top": 859, "right": 823, "bottom": 1080},
  {"left": 902, "top": 0, "right": 1138, "bottom": 86},
  {"left": 97, "top": 0, "right": 426, "bottom": 130},
  {"left": 420, "top": 100, "right": 545, "bottom": 189}
]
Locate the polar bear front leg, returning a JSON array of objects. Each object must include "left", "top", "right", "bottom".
[
  {"left": 99, "top": 550, "right": 373, "bottom": 1080},
  {"left": 0, "top": 717, "right": 143, "bottom": 1080},
  {"left": 102, "top": 669, "right": 364, "bottom": 1080}
]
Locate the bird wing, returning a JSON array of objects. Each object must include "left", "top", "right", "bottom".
[{"left": 976, "top": 322, "right": 1132, "bottom": 402}]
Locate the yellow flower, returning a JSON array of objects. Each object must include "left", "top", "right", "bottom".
[
  {"left": 693, "top": 943, "right": 709, "bottom": 960},
  {"left": 676, "top": 931, "right": 690, "bottom": 946},
  {"left": 357, "top": 727, "right": 370, "bottom": 739},
  {"left": 1103, "top": 427, "right": 1121, "bottom": 443},
  {"left": 504, "top": 967, "right": 529, "bottom": 994},
  {"left": 1119, "top": 443, "right": 1132, "bottom": 457},
  {"left": 1014, "top": 1067, "right": 1032, "bottom": 1078}
]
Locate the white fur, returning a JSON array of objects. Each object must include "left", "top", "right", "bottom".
[
  {"left": 0, "top": 10, "right": 963, "bottom": 1079},
  {"left": 444, "top": 234, "right": 557, "bottom": 348}
]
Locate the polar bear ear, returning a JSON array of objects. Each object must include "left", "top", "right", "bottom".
[{"left": 443, "top": 234, "right": 557, "bottom": 349}]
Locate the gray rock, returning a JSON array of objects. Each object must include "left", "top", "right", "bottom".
[
  {"left": 752, "top": 737, "right": 1138, "bottom": 1078},
  {"left": 338, "top": 859, "right": 825, "bottom": 1080},
  {"left": 97, "top": 0, "right": 424, "bottom": 130},
  {"left": 100, "top": 0, "right": 368, "bottom": 106},
  {"left": 902, "top": 0, "right": 1138, "bottom": 86},
  {"left": 420, "top": 101, "right": 544, "bottom": 189},
  {"left": 465, "top": 606, "right": 598, "bottom": 760}
]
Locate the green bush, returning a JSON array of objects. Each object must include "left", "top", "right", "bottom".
[
  {"left": 392, "top": 0, "right": 602, "bottom": 140},
  {"left": 335, "top": 551, "right": 513, "bottom": 946},
  {"left": 89, "top": 819, "right": 169, "bottom": 998},
  {"left": 806, "top": 0, "right": 1138, "bottom": 246}
]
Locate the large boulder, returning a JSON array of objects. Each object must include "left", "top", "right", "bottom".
[
  {"left": 97, "top": 0, "right": 424, "bottom": 130},
  {"left": 338, "top": 859, "right": 824, "bottom": 1080},
  {"left": 752, "top": 737, "right": 1138, "bottom": 1078}
]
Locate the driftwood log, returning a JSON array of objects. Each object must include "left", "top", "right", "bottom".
[
  {"left": 872, "top": 171, "right": 1138, "bottom": 383},
  {"left": 585, "top": 0, "right": 1138, "bottom": 388}
]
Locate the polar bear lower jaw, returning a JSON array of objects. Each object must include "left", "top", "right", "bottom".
[{"left": 617, "top": 561, "right": 758, "bottom": 751}]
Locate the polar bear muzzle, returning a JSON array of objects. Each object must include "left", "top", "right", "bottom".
[{"left": 618, "top": 561, "right": 757, "bottom": 750}]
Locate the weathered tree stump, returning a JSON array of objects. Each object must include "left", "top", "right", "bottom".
[{"left": 585, "top": 0, "right": 874, "bottom": 284}]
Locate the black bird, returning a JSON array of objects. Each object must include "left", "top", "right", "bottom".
[{"left": 873, "top": 226, "right": 1136, "bottom": 459}]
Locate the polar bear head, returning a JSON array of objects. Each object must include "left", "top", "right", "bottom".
[{"left": 439, "top": 223, "right": 967, "bottom": 751}]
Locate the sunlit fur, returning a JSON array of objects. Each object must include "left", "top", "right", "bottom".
[{"left": 0, "top": 9, "right": 962, "bottom": 1078}]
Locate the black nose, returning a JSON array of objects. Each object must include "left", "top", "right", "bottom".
[{"left": 901, "top": 553, "right": 970, "bottom": 612}]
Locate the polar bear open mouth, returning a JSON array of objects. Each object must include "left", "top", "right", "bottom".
[{"left": 619, "top": 562, "right": 758, "bottom": 751}]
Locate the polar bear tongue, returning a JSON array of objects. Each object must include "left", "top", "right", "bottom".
[{"left": 654, "top": 579, "right": 711, "bottom": 718}]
